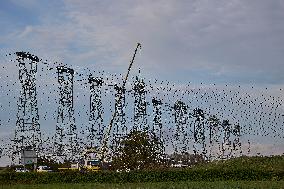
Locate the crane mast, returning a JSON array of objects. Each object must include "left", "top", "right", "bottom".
[{"left": 98, "top": 43, "right": 142, "bottom": 161}]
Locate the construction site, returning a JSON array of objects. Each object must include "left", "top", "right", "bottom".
[{"left": 0, "top": 44, "right": 283, "bottom": 172}]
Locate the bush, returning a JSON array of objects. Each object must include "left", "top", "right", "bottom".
[{"left": 0, "top": 168, "right": 283, "bottom": 185}]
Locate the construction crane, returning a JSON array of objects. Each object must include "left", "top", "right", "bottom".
[
  {"left": 58, "top": 43, "right": 142, "bottom": 172},
  {"left": 97, "top": 43, "right": 142, "bottom": 164}
]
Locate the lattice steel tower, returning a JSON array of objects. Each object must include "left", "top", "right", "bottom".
[
  {"left": 133, "top": 76, "right": 147, "bottom": 131},
  {"left": 173, "top": 100, "right": 188, "bottom": 154},
  {"left": 231, "top": 124, "right": 242, "bottom": 157},
  {"left": 207, "top": 115, "right": 221, "bottom": 161},
  {"left": 221, "top": 119, "right": 232, "bottom": 159},
  {"left": 192, "top": 108, "right": 206, "bottom": 159},
  {"left": 88, "top": 76, "right": 104, "bottom": 148},
  {"left": 152, "top": 98, "right": 163, "bottom": 139},
  {"left": 54, "top": 66, "right": 78, "bottom": 162},
  {"left": 13, "top": 52, "right": 41, "bottom": 164},
  {"left": 112, "top": 84, "right": 126, "bottom": 150}
]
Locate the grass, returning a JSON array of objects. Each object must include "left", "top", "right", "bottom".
[
  {"left": 191, "top": 155, "right": 284, "bottom": 172},
  {"left": 0, "top": 181, "right": 284, "bottom": 189},
  {"left": 0, "top": 156, "right": 283, "bottom": 186}
]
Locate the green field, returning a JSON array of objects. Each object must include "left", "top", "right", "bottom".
[
  {"left": 192, "top": 155, "right": 284, "bottom": 172},
  {"left": 0, "top": 156, "right": 283, "bottom": 188},
  {"left": 1, "top": 181, "right": 284, "bottom": 189}
]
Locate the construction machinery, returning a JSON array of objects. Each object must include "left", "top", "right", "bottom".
[
  {"left": 57, "top": 43, "right": 141, "bottom": 172},
  {"left": 37, "top": 165, "right": 53, "bottom": 172},
  {"left": 97, "top": 43, "right": 142, "bottom": 163},
  {"left": 57, "top": 148, "right": 100, "bottom": 172},
  {"left": 87, "top": 43, "right": 142, "bottom": 170},
  {"left": 80, "top": 147, "right": 101, "bottom": 172}
]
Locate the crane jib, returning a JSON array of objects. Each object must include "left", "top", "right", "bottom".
[{"left": 98, "top": 43, "right": 142, "bottom": 161}]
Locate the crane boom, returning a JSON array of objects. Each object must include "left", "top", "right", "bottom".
[{"left": 98, "top": 43, "right": 142, "bottom": 161}]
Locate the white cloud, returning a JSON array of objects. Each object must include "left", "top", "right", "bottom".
[
  {"left": 58, "top": 0, "right": 284, "bottom": 81},
  {"left": 1, "top": 1, "right": 284, "bottom": 166},
  {"left": 2, "top": 0, "right": 284, "bottom": 84}
]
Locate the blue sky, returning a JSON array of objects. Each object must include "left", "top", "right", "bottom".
[
  {"left": 1, "top": 0, "right": 284, "bottom": 85},
  {"left": 0, "top": 0, "right": 284, "bottom": 165}
]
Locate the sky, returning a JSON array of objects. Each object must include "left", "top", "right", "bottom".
[
  {"left": 0, "top": 0, "right": 284, "bottom": 84},
  {"left": 0, "top": 0, "right": 284, "bottom": 165}
]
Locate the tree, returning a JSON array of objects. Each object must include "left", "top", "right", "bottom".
[{"left": 112, "top": 130, "right": 164, "bottom": 171}]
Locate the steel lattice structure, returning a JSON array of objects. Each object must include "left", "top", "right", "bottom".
[
  {"left": 54, "top": 66, "right": 78, "bottom": 162},
  {"left": 221, "top": 119, "right": 232, "bottom": 159},
  {"left": 88, "top": 76, "right": 104, "bottom": 148},
  {"left": 192, "top": 108, "right": 206, "bottom": 160},
  {"left": 0, "top": 51, "right": 282, "bottom": 165},
  {"left": 133, "top": 76, "right": 147, "bottom": 131},
  {"left": 152, "top": 98, "right": 163, "bottom": 139},
  {"left": 207, "top": 115, "right": 222, "bottom": 160},
  {"left": 173, "top": 100, "right": 188, "bottom": 154},
  {"left": 13, "top": 52, "right": 42, "bottom": 164},
  {"left": 111, "top": 84, "right": 127, "bottom": 151},
  {"left": 231, "top": 123, "right": 242, "bottom": 157}
]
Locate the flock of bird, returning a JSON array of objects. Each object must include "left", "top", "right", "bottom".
[{"left": 0, "top": 51, "right": 283, "bottom": 162}]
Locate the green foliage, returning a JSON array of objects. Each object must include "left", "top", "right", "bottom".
[
  {"left": 0, "top": 168, "right": 282, "bottom": 185},
  {"left": 112, "top": 130, "right": 164, "bottom": 171},
  {"left": 192, "top": 155, "right": 284, "bottom": 172},
  {"left": 0, "top": 155, "right": 283, "bottom": 185},
  {"left": 1, "top": 181, "right": 284, "bottom": 189}
]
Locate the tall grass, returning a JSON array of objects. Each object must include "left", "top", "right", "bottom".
[
  {"left": 192, "top": 155, "right": 284, "bottom": 172},
  {"left": 1, "top": 181, "right": 284, "bottom": 189},
  {"left": 0, "top": 155, "right": 283, "bottom": 185}
]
